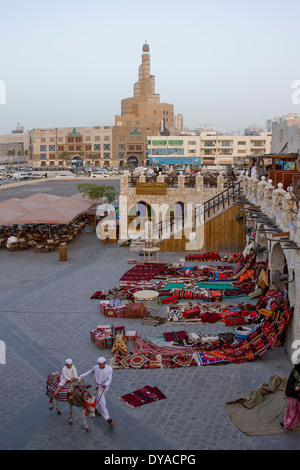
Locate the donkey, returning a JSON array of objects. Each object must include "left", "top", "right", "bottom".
[{"left": 46, "top": 372, "right": 97, "bottom": 432}]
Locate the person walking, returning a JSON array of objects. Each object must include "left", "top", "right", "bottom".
[
  {"left": 80, "top": 357, "right": 115, "bottom": 426},
  {"left": 282, "top": 362, "right": 300, "bottom": 430}
]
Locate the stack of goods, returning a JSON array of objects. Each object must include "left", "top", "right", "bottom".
[
  {"left": 123, "top": 302, "right": 147, "bottom": 318},
  {"left": 100, "top": 299, "right": 128, "bottom": 318},
  {"left": 90, "top": 324, "right": 113, "bottom": 350},
  {"left": 125, "top": 330, "right": 138, "bottom": 341}
]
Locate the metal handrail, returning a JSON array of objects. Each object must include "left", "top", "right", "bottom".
[{"left": 151, "top": 181, "right": 242, "bottom": 239}]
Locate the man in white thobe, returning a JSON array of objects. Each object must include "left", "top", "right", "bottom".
[{"left": 80, "top": 357, "right": 114, "bottom": 425}]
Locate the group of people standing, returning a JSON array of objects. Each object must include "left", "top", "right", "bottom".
[{"left": 53, "top": 357, "right": 115, "bottom": 426}]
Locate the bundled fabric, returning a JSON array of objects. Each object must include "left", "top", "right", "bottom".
[
  {"left": 160, "top": 289, "right": 223, "bottom": 304},
  {"left": 200, "top": 311, "right": 221, "bottom": 323},
  {"left": 185, "top": 252, "right": 220, "bottom": 262}
]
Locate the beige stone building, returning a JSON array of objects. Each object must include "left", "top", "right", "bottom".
[
  {"left": 147, "top": 131, "right": 272, "bottom": 167},
  {"left": 0, "top": 125, "right": 30, "bottom": 162},
  {"left": 29, "top": 125, "right": 112, "bottom": 168},
  {"left": 112, "top": 42, "right": 175, "bottom": 167},
  {"left": 270, "top": 117, "right": 300, "bottom": 155}
]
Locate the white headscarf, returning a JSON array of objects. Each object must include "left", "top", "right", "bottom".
[{"left": 97, "top": 357, "right": 106, "bottom": 364}]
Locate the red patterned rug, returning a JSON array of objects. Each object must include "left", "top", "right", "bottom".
[
  {"left": 119, "top": 263, "right": 167, "bottom": 282},
  {"left": 119, "top": 385, "right": 166, "bottom": 408}
]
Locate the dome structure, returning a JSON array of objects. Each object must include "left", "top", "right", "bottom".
[{"left": 143, "top": 41, "right": 150, "bottom": 53}]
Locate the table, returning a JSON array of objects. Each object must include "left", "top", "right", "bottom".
[
  {"left": 133, "top": 290, "right": 159, "bottom": 312},
  {"left": 143, "top": 246, "right": 160, "bottom": 263}
]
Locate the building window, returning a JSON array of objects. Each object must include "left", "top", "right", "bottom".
[
  {"left": 153, "top": 110, "right": 156, "bottom": 114},
  {"left": 135, "top": 121, "right": 140, "bottom": 125},
  {"left": 76, "top": 146, "right": 82, "bottom": 151},
  {"left": 41, "top": 138, "right": 46, "bottom": 143},
  {"left": 69, "top": 146, "right": 74, "bottom": 151},
  {"left": 95, "top": 136, "right": 100, "bottom": 141},
  {"left": 129, "top": 145, "right": 135, "bottom": 151},
  {"left": 136, "top": 145, "right": 142, "bottom": 151},
  {"left": 40, "top": 145, "right": 46, "bottom": 151},
  {"left": 40, "top": 154, "right": 47, "bottom": 160},
  {"left": 119, "top": 144, "right": 125, "bottom": 150},
  {"left": 58, "top": 145, "right": 64, "bottom": 151},
  {"left": 58, "top": 137, "right": 63, "bottom": 142},
  {"left": 75, "top": 136, "right": 82, "bottom": 143},
  {"left": 119, "top": 152, "right": 125, "bottom": 159},
  {"left": 85, "top": 136, "right": 91, "bottom": 141},
  {"left": 204, "top": 141, "right": 215, "bottom": 147},
  {"left": 126, "top": 121, "right": 131, "bottom": 126},
  {"left": 94, "top": 144, "right": 101, "bottom": 151},
  {"left": 49, "top": 137, "right": 55, "bottom": 142},
  {"left": 49, "top": 145, "right": 55, "bottom": 151},
  {"left": 104, "top": 153, "right": 110, "bottom": 159},
  {"left": 221, "top": 141, "right": 231, "bottom": 147},
  {"left": 120, "top": 136, "right": 125, "bottom": 141},
  {"left": 103, "top": 144, "right": 110, "bottom": 150},
  {"left": 104, "top": 136, "right": 110, "bottom": 141},
  {"left": 68, "top": 137, "right": 74, "bottom": 143},
  {"left": 85, "top": 145, "right": 92, "bottom": 151}
]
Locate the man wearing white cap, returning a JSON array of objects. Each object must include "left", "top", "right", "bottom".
[
  {"left": 54, "top": 358, "right": 79, "bottom": 397},
  {"left": 80, "top": 357, "right": 114, "bottom": 425}
]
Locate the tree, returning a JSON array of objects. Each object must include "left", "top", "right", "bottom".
[
  {"left": 59, "top": 151, "right": 71, "bottom": 166},
  {"left": 77, "top": 182, "right": 116, "bottom": 203}
]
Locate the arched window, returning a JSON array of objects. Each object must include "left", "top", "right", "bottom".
[
  {"left": 128, "top": 201, "right": 155, "bottom": 231},
  {"left": 166, "top": 202, "right": 186, "bottom": 227}
]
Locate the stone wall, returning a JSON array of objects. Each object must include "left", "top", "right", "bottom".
[
  {"left": 241, "top": 173, "right": 300, "bottom": 360},
  {"left": 119, "top": 172, "right": 226, "bottom": 242}
]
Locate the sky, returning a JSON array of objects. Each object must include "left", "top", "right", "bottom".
[{"left": 1, "top": 0, "right": 300, "bottom": 135}]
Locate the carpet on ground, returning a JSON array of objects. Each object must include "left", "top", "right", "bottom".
[{"left": 119, "top": 385, "right": 166, "bottom": 408}]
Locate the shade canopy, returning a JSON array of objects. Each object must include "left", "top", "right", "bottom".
[{"left": 0, "top": 193, "right": 96, "bottom": 225}]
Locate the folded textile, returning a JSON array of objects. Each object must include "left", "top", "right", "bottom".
[{"left": 163, "top": 330, "right": 187, "bottom": 342}]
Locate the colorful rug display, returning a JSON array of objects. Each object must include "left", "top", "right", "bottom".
[
  {"left": 112, "top": 291, "right": 292, "bottom": 369},
  {"left": 119, "top": 385, "right": 167, "bottom": 408}
]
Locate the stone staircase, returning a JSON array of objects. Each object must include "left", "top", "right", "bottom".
[{"left": 121, "top": 181, "right": 243, "bottom": 252}]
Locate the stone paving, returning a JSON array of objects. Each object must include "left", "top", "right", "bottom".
[{"left": 1, "top": 230, "right": 300, "bottom": 452}]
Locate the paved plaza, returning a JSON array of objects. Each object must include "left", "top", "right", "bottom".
[{"left": 0, "top": 180, "right": 300, "bottom": 453}]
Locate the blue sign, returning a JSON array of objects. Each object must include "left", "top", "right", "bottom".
[{"left": 149, "top": 156, "right": 201, "bottom": 165}]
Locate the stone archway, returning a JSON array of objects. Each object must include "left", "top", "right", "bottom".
[
  {"left": 270, "top": 242, "right": 287, "bottom": 291},
  {"left": 256, "top": 224, "right": 269, "bottom": 263},
  {"left": 127, "top": 201, "right": 155, "bottom": 238},
  {"left": 127, "top": 155, "right": 139, "bottom": 168},
  {"left": 71, "top": 155, "right": 83, "bottom": 168}
]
